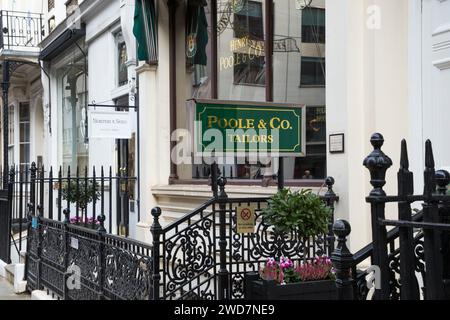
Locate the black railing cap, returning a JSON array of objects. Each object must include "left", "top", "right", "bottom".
[
  {"left": 333, "top": 219, "right": 351, "bottom": 238},
  {"left": 151, "top": 207, "right": 162, "bottom": 218}
]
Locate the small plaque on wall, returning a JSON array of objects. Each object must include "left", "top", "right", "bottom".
[{"left": 329, "top": 133, "right": 345, "bottom": 154}]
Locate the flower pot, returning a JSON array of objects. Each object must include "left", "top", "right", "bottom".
[{"left": 244, "top": 272, "right": 337, "bottom": 300}]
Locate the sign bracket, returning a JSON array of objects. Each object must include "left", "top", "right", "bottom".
[{"left": 88, "top": 104, "right": 138, "bottom": 110}]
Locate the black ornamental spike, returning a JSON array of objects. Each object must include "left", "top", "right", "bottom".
[
  {"left": 398, "top": 139, "right": 414, "bottom": 196},
  {"left": 400, "top": 139, "right": 409, "bottom": 170},
  {"left": 424, "top": 140, "right": 436, "bottom": 196}
]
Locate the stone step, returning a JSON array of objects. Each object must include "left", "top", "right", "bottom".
[
  {"left": 4, "top": 264, "right": 14, "bottom": 285},
  {"left": 3, "top": 263, "right": 27, "bottom": 293}
]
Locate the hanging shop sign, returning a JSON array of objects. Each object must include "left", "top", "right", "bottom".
[
  {"left": 236, "top": 204, "right": 256, "bottom": 234},
  {"left": 193, "top": 99, "right": 306, "bottom": 157},
  {"left": 88, "top": 111, "right": 132, "bottom": 139}
]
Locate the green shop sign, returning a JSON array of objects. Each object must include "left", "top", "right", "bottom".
[{"left": 193, "top": 99, "right": 306, "bottom": 157}]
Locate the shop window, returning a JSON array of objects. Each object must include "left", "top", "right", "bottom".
[
  {"left": 115, "top": 95, "right": 136, "bottom": 199},
  {"left": 59, "top": 50, "right": 88, "bottom": 173},
  {"left": 300, "top": 57, "right": 325, "bottom": 86},
  {"left": 301, "top": 7, "right": 325, "bottom": 43},
  {"left": 187, "top": 0, "right": 327, "bottom": 182},
  {"left": 273, "top": 1, "right": 326, "bottom": 180}
]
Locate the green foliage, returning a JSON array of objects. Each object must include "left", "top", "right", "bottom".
[
  {"left": 261, "top": 188, "right": 331, "bottom": 237},
  {"left": 61, "top": 180, "right": 100, "bottom": 209}
]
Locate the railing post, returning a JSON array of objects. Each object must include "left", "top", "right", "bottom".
[
  {"left": 324, "top": 176, "right": 338, "bottom": 254},
  {"left": 397, "top": 140, "right": 419, "bottom": 300},
  {"left": 30, "top": 162, "right": 37, "bottom": 211},
  {"left": 97, "top": 213, "right": 106, "bottom": 300},
  {"left": 36, "top": 205, "right": 43, "bottom": 291},
  {"left": 331, "top": 219, "right": 354, "bottom": 300},
  {"left": 217, "top": 177, "right": 229, "bottom": 300},
  {"left": 62, "top": 209, "right": 69, "bottom": 300},
  {"left": 363, "top": 133, "right": 392, "bottom": 300},
  {"left": 422, "top": 140, "right": 445, "bottom": 299},
  {"left": 151, "top": 207, "right": 162, "bottom": 300},
  {"left": 209, "top": 162, "right": 219, "bottom": 198}
]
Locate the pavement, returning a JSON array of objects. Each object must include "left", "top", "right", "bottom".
[{"left": 0, "top": 277, "right": 30, "bottom": 300}]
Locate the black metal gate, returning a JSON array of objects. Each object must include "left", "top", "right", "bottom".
[{"left": 0, "top": 188, "right": 12, "bottom": 263}]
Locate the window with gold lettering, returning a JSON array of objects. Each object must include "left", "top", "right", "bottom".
[{"left": 182, "top": 0, "right": 327, "bottom": 182}]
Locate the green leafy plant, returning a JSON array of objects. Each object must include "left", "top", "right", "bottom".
[
  {"left": 61, "top": 180, "right": 100, "bottom": 210},
  {"left": 261, "top": 188, "right": 331, "bottom": 237}
]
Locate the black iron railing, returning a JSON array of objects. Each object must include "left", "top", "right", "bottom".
[
  {"left": 149, "top": 168, "right": 339, "bottom": 300},
  {"left": 26, "top": 214, "right": 153, "bottom": 300},
  {"left": 0, "top": 10, "right": 44, "bottom": 51},
  {"left": 5, "top": 162, "right": 136, "bottom": 258},
  {"left": 24, "top": 164, "right": 338, "bottom": 300},
  {"left": 331, "top": 134, "right": 450, "bottom": 300}
]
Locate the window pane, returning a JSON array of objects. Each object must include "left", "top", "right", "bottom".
[
  {"left": 20, "top": 123, "right": 30, "bottom": 143},
  {"left": 218, "top": 0, "right": 266, "bottom": 99},
  {"left": 301, "top": 57, "right": 325, "bottom": 86},
  {"left": 273, "top": 1, "right": 326, "bottom": 180},
  {"left": 301, "top": 7, "right": 325, "bottom": 43},
  {"left": 19, "top": 103, "right": 30, "bottom": 121},
  {"left": 116, "top": 30, "right": 128, "bottom": 88},
  {"left": 20, "top": 144, "right": 30, "bottom": 165},
  {"left": 215, "top": 0, "right": 266, "bottom": 179},
  {"left": 8, "top": 106, "right": 14, "bottom": 145}
]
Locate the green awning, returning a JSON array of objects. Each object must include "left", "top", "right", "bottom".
[
  {"left": 133, "top": 0, "right": 158, "bottom": 63},
  {"left": 186, "top": 1, "right": 208, "bottom": 66}
]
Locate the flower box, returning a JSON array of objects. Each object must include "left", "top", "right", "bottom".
[{"left": 244, "top": 272, "right": 337, "bottom": 300}]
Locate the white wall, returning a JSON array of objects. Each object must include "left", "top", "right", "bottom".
[{"left": 326, "top": 0, "right": 410, "bottom": 251}]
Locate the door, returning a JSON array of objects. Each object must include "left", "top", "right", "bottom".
[{"left": 421, "top": 0, "right": 450, "bottom": 170}]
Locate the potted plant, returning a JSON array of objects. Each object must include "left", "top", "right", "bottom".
[
  {"left": 61, "top": 180, "right": 100, "bottom": 228},
  {"left": 245, "top": 256, "right": 336, "bottom": 300},
  {"left": 245, "top": 188, "right": 335, "bottom": 300}
]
